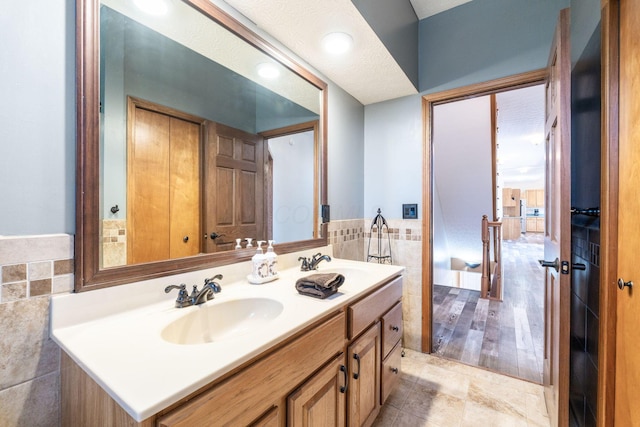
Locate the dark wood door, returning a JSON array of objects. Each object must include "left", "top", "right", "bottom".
[
  {"left": 204, "top": 121, "right": 264, "bottom": 252},
  {"left": 541, "top": 8, "right": 571, "bottom": 427}
]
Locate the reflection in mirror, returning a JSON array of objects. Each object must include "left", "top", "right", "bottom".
[
  {"left": 76, "top": 0, "right": 328, "bottom": 290},
  {"left": 98, "top": 0, "right": 323, "bottom": 268}
]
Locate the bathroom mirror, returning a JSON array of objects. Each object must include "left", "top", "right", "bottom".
[{"left": 76, "top": 0, "right": 328, "bottom": 290}]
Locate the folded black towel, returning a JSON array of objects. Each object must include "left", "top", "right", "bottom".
[{"left": 295, "top": 273, "right": 345, "bottom": 299}]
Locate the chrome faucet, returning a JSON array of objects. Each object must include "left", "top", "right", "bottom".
[
  {"left": 299, "top": 253, "right": 332, "bottom": 271},
  {"left": 165, "top": 274, "right": 223, "bottom": 308}
]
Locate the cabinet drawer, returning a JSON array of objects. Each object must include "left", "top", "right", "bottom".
[
  {"left": 158, "top": 312, "right": 346, "bottom": 427},
  {"left": 381, "top": 302, "right": 403, "bottom": 358},
  {"left": 380, "top": 342, "right": 402, "bottom": 405},
  {"left": 348, "top": 276, "right": 402, "bottom": 340}
]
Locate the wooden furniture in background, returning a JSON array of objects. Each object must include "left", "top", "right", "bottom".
[
  {"left": 525, "top": 189, "right": 545, "bottom": 207},
  {"left": 502, "top": 217, "right": 522, "bottom": 240}
]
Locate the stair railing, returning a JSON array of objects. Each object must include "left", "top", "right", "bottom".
[{"left": 481, "top": 214, "right": 503, "bottom": 300}]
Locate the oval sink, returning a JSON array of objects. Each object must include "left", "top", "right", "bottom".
[{"left": 161, "top": 298, "right": 284, "bottom": 345}]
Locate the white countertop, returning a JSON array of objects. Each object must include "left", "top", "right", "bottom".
[{"left": 50, "top": 247, "right": 404, "bottom": 421}]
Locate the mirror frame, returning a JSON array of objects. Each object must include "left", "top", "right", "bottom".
[{"left": 75, "top": 0, "right": 328, "bottom": 291}]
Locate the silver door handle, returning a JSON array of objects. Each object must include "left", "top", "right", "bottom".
[{"left": 539, "top": 258, "right": 560, "bottom": 272}]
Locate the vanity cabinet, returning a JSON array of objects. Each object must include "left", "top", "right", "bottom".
[
  {"left": 347, "top": 323, "right": 381, "bottom": 427},
  {"left": 156, "top": 312, "right": 346, "bottom": 427},
  {"left": 288, "top": 354, "right": 347, "bottom": 426},
  {"left": 60, "top": 274, "right": 403, "bottom": 427}
]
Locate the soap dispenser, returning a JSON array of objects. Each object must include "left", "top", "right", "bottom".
[
  {"left": 265, "top": 240, "right": 278, "bottom": 277},
  {"left": 251, "top": 241, "right": 267, "bottom": 279}
]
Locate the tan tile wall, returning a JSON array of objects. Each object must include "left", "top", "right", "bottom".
[
  {"left": 364, "top": 218, "right": 423, "bottom": 352},
  {"left": 0, "top": 234, "right": 73, "bottom": 425},
  {"left": 327, "top": 219, "right": 366, "bottom": 261},
  {"left": 102, "top": 219, "right": 127, "bottom": 268},
  {"left": 330, "top": 218, "right": 424, "bottom": 352}
]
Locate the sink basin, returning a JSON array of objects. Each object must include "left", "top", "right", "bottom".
[{"left": 161, "top": 298, "right": 284, "bottom": 345}]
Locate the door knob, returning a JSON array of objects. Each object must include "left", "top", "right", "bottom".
[
  {"left": 210, "top": 232, "right": 221, "bottom": 240},
  {"left": 539, "top": 258, "right": 560, "bottom": 272},
  {"left": 618, "top": 278, "right": 633, "bottom": 290}
]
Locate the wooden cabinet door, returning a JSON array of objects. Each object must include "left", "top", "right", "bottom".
[
  {"left": 288, "top": 354, "right": 347, "bottom": 427},
  {"left": 348, "top": 322, "right": 381, "bottom": 427},
  {"left": 526, "top": 217, "right": 536, "bottom": 232}
]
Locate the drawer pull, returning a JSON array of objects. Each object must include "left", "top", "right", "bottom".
[
  {"left": 391, "top": 367, "right": 399, "bottom": 374},
  {"left": 353, "top": 354, "right": 361, "bottom": 380},
  {"left": 340, "top": 365, "right": 348, "bottom": 393},
  {"left": 391, "top": 325, "right": 399, "bottom": 332}
]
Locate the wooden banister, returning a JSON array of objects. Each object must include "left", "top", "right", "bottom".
[{"left": 481, "top": 215, "right": 503, "bottom": 300}]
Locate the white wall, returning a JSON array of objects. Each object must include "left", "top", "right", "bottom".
[
  {"left": 363, "top": 94, "right": 423, "bottom": 219},
  {"left": 433, "top": 96, "right": 493, "bottom": 265},
  {"left": 328, "top": 85, "right": 365, "bottom": 220},
  {"left": 268, "top": 131, "right": 314, "bottom": 243}
]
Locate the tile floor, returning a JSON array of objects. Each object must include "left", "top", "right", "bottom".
[{"left": 373, "top": 349, "right": 550, "bottom": 427}]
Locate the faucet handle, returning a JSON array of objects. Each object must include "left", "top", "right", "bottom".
[
  {"left": 204, "top": 275, "right": 223, "bottom": 293},
  {"left": 165, "top": 284, "right": 190, "bottom": 308},
  {"left": 164, "top": 284, "right": 186, "bottom": 294},
  {"left": 298, "top": 256, "right": 310, "bottom": 271}
]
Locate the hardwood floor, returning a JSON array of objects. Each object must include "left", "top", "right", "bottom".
[{"left": 432, "top": 233, "right": 545, "bottom": 383}]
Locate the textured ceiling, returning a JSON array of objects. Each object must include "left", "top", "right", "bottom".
[{"left": 222, "top": 0, "right": 419, "bottom": 105}]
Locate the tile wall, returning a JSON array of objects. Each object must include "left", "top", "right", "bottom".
[
  {"left": 328, "top": 218, "right": 424, "bottom": 352},
  {"left": 570, "top": 217, "right": 599, "bottom": 426},
  {"left": 0, "top": 235, "right": 73, "bottom": 426}
]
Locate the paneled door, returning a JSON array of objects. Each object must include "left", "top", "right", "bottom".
[
  {"left": 614, "top": 0, "right": 640, "bottom": 424},
  {"left": 204, "top": 122, "right": 264, "bottom": 252},
  {"left": 540, "top": 8, "right": 571, "bottom": 427}
]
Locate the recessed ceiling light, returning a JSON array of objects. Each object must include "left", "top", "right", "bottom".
[
  {"left": 134, "top": 0, "right": 168, "bottom": 15},
  {"left": 322, "top": 32, "right": 353, "bottom": 55},
  {"left": 257, "top": 63, "right": 280, "bottom": 79}
]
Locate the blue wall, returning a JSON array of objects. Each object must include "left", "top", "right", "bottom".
[
  {"left": 418, "top": 0, "right": 569, "bottom": 94},
  {"left": 0, "top": 0, "right": 76, "bottom": 235}
]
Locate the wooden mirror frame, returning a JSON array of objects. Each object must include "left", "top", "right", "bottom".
[{"left": 75, "top": 0, "right": 328, "bottom": 291}]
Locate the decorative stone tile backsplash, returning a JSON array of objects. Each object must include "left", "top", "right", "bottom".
[
  {"left": 0, "top": 235, "right": 74, "bottom": 304},
  {"left": 0, "top": 234, "right": 73, "bottom": 426},
  {"left": 102, "top": 219, "right": 127, "bottom": 268}
]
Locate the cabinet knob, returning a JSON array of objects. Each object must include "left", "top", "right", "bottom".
[
  {"left": 391, "top": 367, "right": 399, "bottom": 374},
  {"left": 391, "top": 325, "right": 399, "bottom": 332},
  {"left": 183, "top": 236, "right": 189, "bottom": 243},
  {"left": 618, "top": 278, "right": 633, "bottom": 291}
]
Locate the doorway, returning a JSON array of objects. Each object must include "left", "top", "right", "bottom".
[{"left": 422, "top": 71, "right": 548, "bottom": 383}]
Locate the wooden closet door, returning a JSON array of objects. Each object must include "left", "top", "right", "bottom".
[
  {"left": 127, "top": 107, "right": 171, "bottom": 265},
  {"left": 128, "top": 105, "right": 201, "bottom": 264},
  {"left": 169, "top": 116, "right": 201, "bottom": 259}
]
